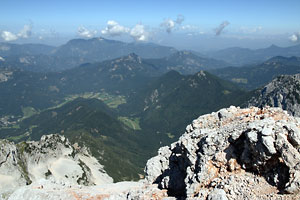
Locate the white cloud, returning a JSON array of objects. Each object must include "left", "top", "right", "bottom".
[
  {"left": 1, "top": 31, "right": 18, "bottom": 41},
  {"left": 130, "top": 24, "right": 149, "bottom": 41},
  {"left": 289, "top": 32, "right": 300, "bottom": 42},
  {"left": 78, "top": 26, "right": 97, "bottom": 38},
  {"left": 17, "top": 24, "right": 32, "bottom": 39},
  {"left": 161, "top": 19, "right": 176, "bottom": 33},
  {"left": 101, "top": 20, "right": 130, "bottom": 36},
  {"left": 215, "top": 21, "right": 230, "bottom": 36},
  {"left": 161, "top": 14, "right": 185, "bottom": 33},
  {"left": 101, "top": 20, "right": 149, "bottom": 41},
  {"left": 1, "top": 23, "right": 33, "bottom": 41}
]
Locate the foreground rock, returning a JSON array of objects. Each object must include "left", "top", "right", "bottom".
[
  {"left": 249, "top": 74, "right": 300, "bottom": 117},
  {"left": 7, "top": 179, "right": 168, "bottom": 200},
  {"left": 0, "top": 134, "right": 112, "bottom": 197},
  {"left": 145, "top": 106, "right": 300, "bottom": 199}
]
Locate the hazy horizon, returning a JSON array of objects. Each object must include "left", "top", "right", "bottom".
[{"left": 1, "top": 0, "right": 300, "bottom": 51}]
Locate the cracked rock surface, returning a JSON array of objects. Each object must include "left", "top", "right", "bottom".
[{"left": 145, "top": 106, "right": 300, "bottom": 199}]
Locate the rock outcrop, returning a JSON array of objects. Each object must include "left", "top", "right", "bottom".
[
  {"left": 249, "top": 74, "right": 300, "bottom": 117},
  {"left": 0, "top": 134, "right": 112, "bottom": 198},
  {"left": 145, "top": 106, "right": 300, "bottom": 199}
]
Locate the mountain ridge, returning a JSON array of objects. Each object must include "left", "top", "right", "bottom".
[
  {"left": 248, "top": 73, "right": 300, "bottom": 117},
  {"left": 207, "top": 44, "right": 300, "bottom": 66},
  {"left": 209, "top": 55, "right": 300, "bottom": 90}
]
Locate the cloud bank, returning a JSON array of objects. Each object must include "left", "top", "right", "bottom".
[{"left": 215, "top": 21, "right": 230, "bottom": 36}]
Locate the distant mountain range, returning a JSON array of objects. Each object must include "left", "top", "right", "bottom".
[
  {"left": 0, "top": 38, "right": 230, "bottom": 73},
  {"left": 0, "top": 42, "right": 55, "bottom": 56},
  {"left": 0, "top": 52, "right": 235, "bottom": 117},
  {"left": 1, "top": 38, "right": 300, "bottom": 73},
  {"left": 209, "top": 56, "right": 300, "bottom": 90},
  {"left": 146, "top": 51, "right": 229, "bottom": 74},
  {"left": 52, "top": 37, "right": 177, "bottom": 61},
  {"left": 206, "top": 44, "right": 300, "bottom": 66},
  {"left": 1, "top": 53, "right": 299, "bottom": 125},
  {"left": 0, "top": 37, "right": 177, "bottom": 72}
]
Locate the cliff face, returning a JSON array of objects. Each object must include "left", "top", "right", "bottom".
[
  {"left": 248, "top": 74, "right": 300, "bottom": 117},
  {"left": 145, "top": 106, "right": 300, "bottom": 199},
  {"left": 3, "top": 106, "right": 300, "bottom": 200},
  {"left": 0, "top": 134, "right": 112, "bottom": 197}
]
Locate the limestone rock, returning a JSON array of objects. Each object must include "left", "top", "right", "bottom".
[
  {"left": 0, "top": 134, "right": 112, "bottom": 198},
  {"left": 7, "top": 179, "right": 168, "bottom": 200},
  {"left": 145, "top": 106, "right": 300, "bottom": 199}
]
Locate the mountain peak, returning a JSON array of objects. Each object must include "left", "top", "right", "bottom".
[
  {"left": 268, "top": 44, "right": 280, "bottom": 49},
  {"left": 122, "top": 53, "right": 142, "bottom": 63},
  {"left": 195, "top": 70, "right": 207, "bottom": 78},
  {"left": 94, "top": 37, "right": 106, "bottom": 41},
  {"left": 128, "top": 52, "right": 139, "bottom": 57}
]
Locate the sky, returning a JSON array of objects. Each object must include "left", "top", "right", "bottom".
[{"left": 1, "top": 0, "right": 300, "bottom": 51}]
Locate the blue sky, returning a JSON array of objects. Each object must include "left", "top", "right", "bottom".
[{"left": 1, "top": 0, "right": 300, "bottom": 50}]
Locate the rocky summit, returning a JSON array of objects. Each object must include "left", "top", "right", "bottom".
[
  {"left": 145, "top": 106, "right": 300, "bottom": 199},
  {"left": 0, "top": 134, "right": 112, "bottom": 198},
  {"left": 3, "top": 106, "right": 300, "bottom": 199},
  {"left": 249, "top": 74, "right": 300, "bottom": 117}
]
